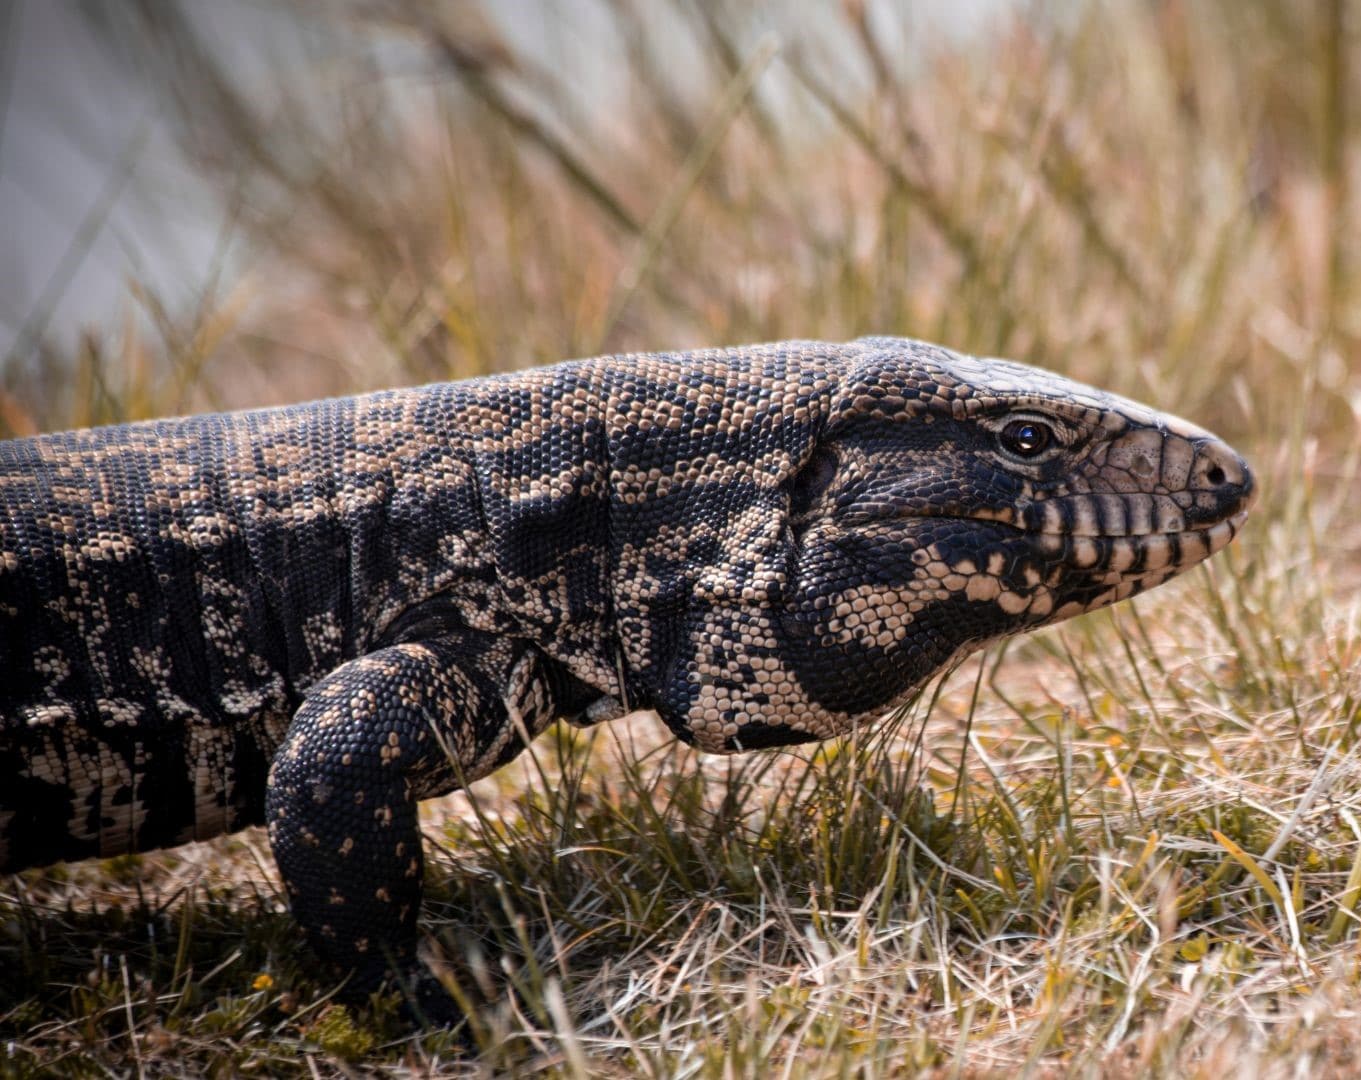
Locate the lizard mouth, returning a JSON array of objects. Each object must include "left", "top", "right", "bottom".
[
  {"left": 853, "top": 467, "right": 1257, "bottom": 541},
  {"left": 843, "top": 471, "right": 1255, "bottom": 596},
  {"left": 1025, "top": 507, "right": 1250, "bottom": 576},
  {"left": 1023, "top": 510, "right": 1251, "bottom": 620},
  {"left": 915, "top": 510, "right": 1251, "bottom": 624},
  {"left": 1014, "top": 467, "right": 1255, "bottom": 582},
  {"left": 1015, "top": 479, "right": 1257, "bottom": 539}
]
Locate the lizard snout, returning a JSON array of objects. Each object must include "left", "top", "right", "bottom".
[{"left": 1190, "top": 438, "right": 1256, "bottom": 520}]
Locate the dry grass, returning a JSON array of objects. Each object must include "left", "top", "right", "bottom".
[{"left": 2, "top": 0, "right": 1360, "bottom": 1075}]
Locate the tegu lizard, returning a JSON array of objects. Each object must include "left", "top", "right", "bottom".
[{"left": 0, "top": 337, "right": 1254, "bottom": 1021}]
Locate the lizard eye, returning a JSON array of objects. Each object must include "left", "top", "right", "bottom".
[{"left": 999, "top": 418, "right": 1055, "bottom": 458}]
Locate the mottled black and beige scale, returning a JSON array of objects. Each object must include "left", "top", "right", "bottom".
[{"left": 0, "top": 337, "right": 1254, "bottom": 1019}]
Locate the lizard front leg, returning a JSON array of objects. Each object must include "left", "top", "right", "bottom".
[{"left": 266, "top": 634, "right": 535, "bottom": 1022}]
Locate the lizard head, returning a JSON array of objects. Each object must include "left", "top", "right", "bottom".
[{"left": 650, "top": 338, "right": 1255, "bottom": 753}]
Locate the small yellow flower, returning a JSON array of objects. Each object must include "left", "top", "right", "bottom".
[
  {"left": 1106, "top": 775, "right": 1123, "bottom": 789},
  {"left": 252, "top": 973, "right": 275, "bottom": 991}
]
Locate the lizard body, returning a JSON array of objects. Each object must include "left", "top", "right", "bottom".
[{"left": 0, "top": 337, "right": 1254, "bottom": 1018}]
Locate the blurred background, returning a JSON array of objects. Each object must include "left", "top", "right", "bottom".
[{"left": 2, "top": 0, "right": 1354, "bottom": 475}]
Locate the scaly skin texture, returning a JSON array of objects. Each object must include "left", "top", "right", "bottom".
[{"left": 0, "top": 337, "right": 1254, "bottom": 1018}]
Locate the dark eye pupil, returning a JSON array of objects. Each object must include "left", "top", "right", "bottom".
[{"left": 1002, "top": 420, "right": 1052, "bottom": 456}]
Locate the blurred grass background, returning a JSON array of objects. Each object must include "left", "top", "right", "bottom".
[{"left": 1, "top": 0, "right": 1360, "bottom": 1075}]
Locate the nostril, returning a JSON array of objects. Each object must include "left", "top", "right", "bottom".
[{"left": 1206, "top": 464, "right": 1226, "bottom": 487}]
